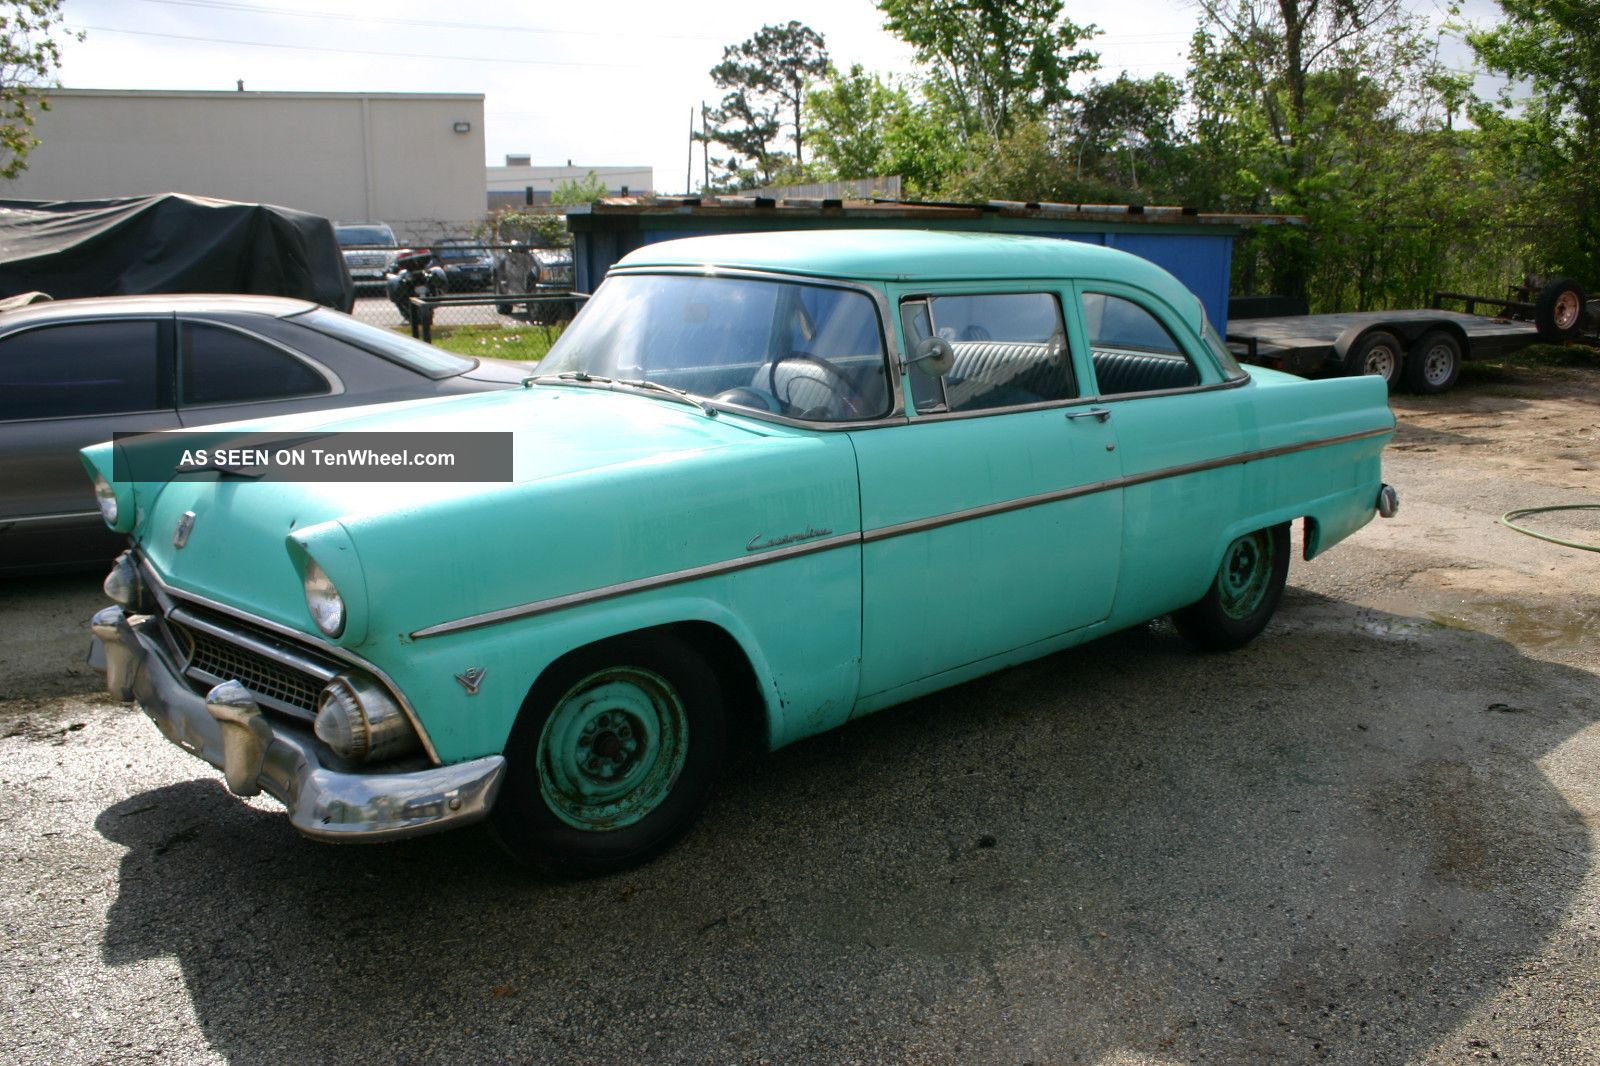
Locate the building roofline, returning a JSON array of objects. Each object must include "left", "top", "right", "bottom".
[
  {"left": 40, "top": 88, "right": 485, "bottom": 102},
  {"left": 565, "top": 195, "right": 1305, "bottom": 230}
]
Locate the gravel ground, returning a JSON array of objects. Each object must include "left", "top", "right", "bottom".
[{"left": 1, "top": 360, "right": 1596, "bottom": 1064}]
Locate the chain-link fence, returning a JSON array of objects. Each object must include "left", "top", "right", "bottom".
[{"left": 346, "top": 237, "right": 578, "bottom": 366}]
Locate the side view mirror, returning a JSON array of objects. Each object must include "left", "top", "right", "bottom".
[{"left": 907, "top": 336, "right": 955, "bottom": 377}]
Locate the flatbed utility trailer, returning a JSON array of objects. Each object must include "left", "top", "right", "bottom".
[{"left": 1226, "top": 277, "right": 1595, "bottom": 394}]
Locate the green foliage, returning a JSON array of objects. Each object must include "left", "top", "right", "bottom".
[
  {"left": 1468, "top": 0, "right": 1600, "bottom": 284},
  {"left": 876, "top": 0, "right": 1098, "bottom": 141},
  {"left": 0, "top": 0, "right": 80, "bottom": 179},
  {"left": 550, "top": 171, "right": 609, "bottom": 206},
  {"left": 703, "top": 22, "right": 829, "bottom": 187},
  {"left": 805, "top": 64, "right": 964, "bottom": 196},
  {"left": 483, "top": 208, "right": 570, "bottom": 248}
]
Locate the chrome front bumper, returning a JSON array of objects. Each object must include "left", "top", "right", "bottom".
[{"left": 91, "top": 605, "right": 504, "bottom": 842}]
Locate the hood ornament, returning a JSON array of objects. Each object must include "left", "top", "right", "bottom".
[
  {"left": 455, "top": 667, "right": 486, "bottom": 695},
  {"left": 173, "top": 510, "right": 196, "bottom": 548}
]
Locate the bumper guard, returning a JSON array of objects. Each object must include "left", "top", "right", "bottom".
[{"left": 91, "top": 605, "right": 504, "bottom": 842}]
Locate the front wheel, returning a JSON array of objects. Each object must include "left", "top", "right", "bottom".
[
  {"left": 489, "top": 633, "right": 727, "bottom": 876},
  {"left": 1172, "top": 524, "right": 1290, "bottom": 652}
]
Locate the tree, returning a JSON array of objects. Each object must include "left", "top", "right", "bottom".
[
  {"left": 703, "top": 22, "right": 828, "bottom": 186},
  {"left": 876, "top": 0, "right": 1098, "bottom": 142},
  {"left": 1067, "top": 74, "right": 1183, "bottom": 191},
  {"left": 1468, "top": 0, "right": 1600, "bottom": 284},
  {"left": 805, "top": 64, "right": 965, "bottom": 196},
  {"left": 1185, "top": 0, "right": 1439, "bottom": 303},
  {"left": 1, "top": 1, "right": 79, "bottom": 179}
]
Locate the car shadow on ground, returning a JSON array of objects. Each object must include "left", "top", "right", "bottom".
[{"left": 95, "top": 590, "right": 1597, "bottom": 1064}]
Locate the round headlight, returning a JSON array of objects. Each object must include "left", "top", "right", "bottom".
[
  {"left": 303, "top": 558, "right": 346, "bottom": 637},
  {"left": 93, "top": 473, "right": 119, "bottom": 526}
]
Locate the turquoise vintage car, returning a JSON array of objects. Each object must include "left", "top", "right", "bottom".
[{"left": 84, "top": 231, "right": 1398, "bottom": 874}]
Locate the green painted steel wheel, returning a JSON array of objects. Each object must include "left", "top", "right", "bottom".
[
  {"left": 536, "top": 666, "right": 689, "bottom": 831},
  {"left": 1216, "top": 530, "right": 1276, "bottom": 620},
  {"left": 490, "top": 632, "right": 727, "bottom": 876},
  {"left": 1173, "top": 523, "right": 1291, "bottom": 652}
]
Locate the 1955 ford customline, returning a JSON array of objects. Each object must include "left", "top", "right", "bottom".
[{"left": 83, "top": 231, "right": 1398, "bottom": 874}]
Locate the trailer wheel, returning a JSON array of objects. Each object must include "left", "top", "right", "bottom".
[
  {"left": 1403, "top": 330, "right": 1462, "bottom": 394},
  {"left": 1534, "top": 278, "right": 1585, "bottom": 341},
  {"left": 1343, "top": 330, "right": 1403, "bottom": 386}
]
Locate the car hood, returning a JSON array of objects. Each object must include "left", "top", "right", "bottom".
[{"left": 125, "top": 385, "right": 784, "bottom": 633}]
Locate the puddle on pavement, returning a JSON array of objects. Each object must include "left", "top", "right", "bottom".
[{"left": 1363, "top": 600, "right": 1596, "bottom": 651}]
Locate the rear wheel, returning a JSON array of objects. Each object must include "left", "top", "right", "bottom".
[
  {"left": 490, "top": 632, "right": 727, "bottom": 876},
  {"left": 1403, "top": 329, "right": 1462, "bottom": 394},
  {"left": 1172, "top": 524, "right": 1291, "bottom": 652},
  {"left": 1343, "top": 330, "right": 1403, "bottom": 387}
]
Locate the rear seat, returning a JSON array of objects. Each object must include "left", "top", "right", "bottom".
[
  {"left": 1090, "top": 349, "right": 1198, "bottom": 394},
  {"left": 946, "top": 339, "right": 1197, "bottom": 406}
]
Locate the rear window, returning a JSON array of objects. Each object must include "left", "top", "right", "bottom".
[{"left": 294, "top": 308, "right": 475, "bottom": 378}]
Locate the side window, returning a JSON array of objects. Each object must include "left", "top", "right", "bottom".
[
  {"left": 904, "top": 292, "right": 1076, "bottom": 413},
  {"left": 1080, "top": 293, "right": 1201, "bottom": 395},
  {"left": 0, "top": 320, "right": 164, "bottom": 420},
  {"left": 180, "top": 322, "right": 329, "bottom": 406}
]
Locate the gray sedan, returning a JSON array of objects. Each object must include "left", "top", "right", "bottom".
[{"left": 0, "top": 295, "right": 531, "bottom": 572}]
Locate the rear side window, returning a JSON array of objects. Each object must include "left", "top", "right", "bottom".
[
  {"left": 0, "top": 320, "right": 164, "bottom": 420},
  {"left": 1080, "top": 293, "right": 1201, "bottom": 395},
  {"left": 180, "top": 322, "right": 329, "bottom": 406}
]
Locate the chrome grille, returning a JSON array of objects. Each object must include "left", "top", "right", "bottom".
[{"left": 162, "top": 612, "right": 336, "bottom": 722}]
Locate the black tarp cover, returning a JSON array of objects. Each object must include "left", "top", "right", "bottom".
[{"left": 0, "top": 194, "right": 355, "bottom": 311}]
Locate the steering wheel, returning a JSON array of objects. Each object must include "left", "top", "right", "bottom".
[{"left": 767, "top": 350, "right": 866, "bottom": 420}]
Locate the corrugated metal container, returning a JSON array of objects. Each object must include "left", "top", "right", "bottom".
[{"left": 566, "top": 197, "right": 1302, "bottom": 333}]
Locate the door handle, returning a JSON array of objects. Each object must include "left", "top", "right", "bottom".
[{"left": 1065, "top": 407, "right": 1111, "bottom": 422}]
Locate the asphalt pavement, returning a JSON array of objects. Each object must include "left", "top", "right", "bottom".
[{"left": 2, "top": 374, "right": 1597, "bottom": 1064}]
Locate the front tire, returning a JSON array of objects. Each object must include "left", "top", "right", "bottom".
[
  {"left": 490, "top": 633, "right": 726, "bottom": 877},
  {"left": 1172, "top": 524, "right": 1290, "bottom": 652}
]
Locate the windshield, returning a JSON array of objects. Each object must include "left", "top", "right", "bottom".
[
  {"left": 435, "top": 241, "right": 488, "bottom": 261},
  {"left": 538, "top": 274, "right": 889, "bottom": 422},
  {"left": 296, "top": 308, "right": 476, "bottom": 378},
  {"left": 335, "top": 224, "right": 397, "bottom": 248}
]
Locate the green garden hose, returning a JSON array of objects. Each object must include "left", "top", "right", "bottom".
[{"left": 1500, "top": 504, "right": 1600, "bottom": 552}]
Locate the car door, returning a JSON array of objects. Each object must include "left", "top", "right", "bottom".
[
  {"left": 0, "top": 316, "right": 179, "bottom": 560},
  {"left": 1072, "top": 283, "right": 1259, "bottom": 622},
  {"left": 174, "top": 317, "right": 340, "bottom": 426},
  {"left": 851, "top": 287, "right": 1123, "bottom": 704}
]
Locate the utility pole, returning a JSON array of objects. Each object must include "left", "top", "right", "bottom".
[{"left": 686, "top": 106, "right": 694, "bottom": 195}]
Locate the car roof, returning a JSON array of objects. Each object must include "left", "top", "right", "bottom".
[
  {"left": 615, "top": 229, "right": 1200, "bottom": 307},
  {"left": 0, "top": 293, "right": 319, "bottom": 326}
]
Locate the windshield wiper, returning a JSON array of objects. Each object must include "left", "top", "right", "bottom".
[
  {"left": 533, "top": 372, "right": 716, "bottom": 416},
  {"left": 613, "top": 378, "right": 718, "bottom": 417}
]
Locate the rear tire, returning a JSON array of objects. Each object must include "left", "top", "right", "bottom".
[
  {"left": 489, "top": 632, "right": 727, "bottom": 877},
  {"left": 1403, "top": 329, "right": 1462, "bottom": 394},
  {"left": 1534, "top": 278, "right": 1585, "bottom": 341},
  {"left": 1343, "top": 330, "right": 1403, "bottom": 387},
  {"left": 1172, "top": 524, "right": 1290, "bottom": 652}
]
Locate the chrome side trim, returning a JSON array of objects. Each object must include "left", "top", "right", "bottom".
[
  {"left": 410, "top": 426, "right": 1392, "bottom": 640},
  {"left": 1, "top": 509, "right": 101, "bottom": 525},
  {"left": 410, "top": 531, "right": 861, "bottom": 639},
  {"left": 136, "top": 555, "right": 443, "bottom": 766}
]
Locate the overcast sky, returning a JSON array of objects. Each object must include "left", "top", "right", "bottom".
[{"left": 56, "top": 0, "right": 1508, "bottom": 195}]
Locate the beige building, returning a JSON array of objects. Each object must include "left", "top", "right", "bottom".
[{"left": 2, "top": 89, "right": 487, "bottom": 242}]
